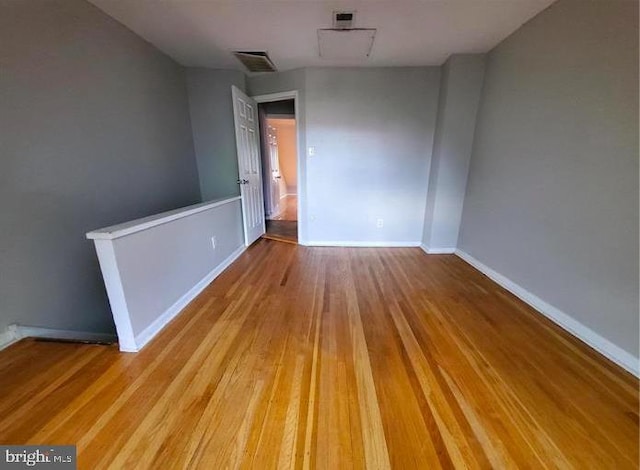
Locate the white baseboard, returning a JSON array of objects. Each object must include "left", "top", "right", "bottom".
[
  {"left": 0, "top": 325, "right": 20, "bottom": 350},
  {"left": 455, "top": 249, "right": 639, "bottom": 377},
  {"left": 19, "top": 326, "right": 116, "bottom": 343},
  {"left": 305, "top": 241, "right": 421, "bottom": 248},
  {"left": 420, "top": 244, "right": 456, "bottom": 255},
  {"left": 131, "top": 244, "right": 247, "bottom": 352},
  {"left": 0, "top": 324, "right": 117, "bottom": 351}
]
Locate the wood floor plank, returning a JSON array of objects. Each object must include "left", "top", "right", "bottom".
[{"left": 0, "top": 240, "right": 637, "bottom": 469}]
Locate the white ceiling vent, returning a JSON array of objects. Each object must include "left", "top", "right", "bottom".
[
  {"left": 232, "top": 51, "right": 277, "bottom": 73},
  {"left": 320, "top": 10, "right": 375, "bottom": 60},
  {"left": 317, "top": 29, "right": 376, "bottom": 60},
  {"left": 333, "top": 11, "right": 355, "bottom": 29}
]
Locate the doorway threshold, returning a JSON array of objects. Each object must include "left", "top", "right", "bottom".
[
  {"left": 264, "top": 219, "right": 298, "bottom": 244},
  {"left": 262, "top": 233, "right": 298, "bottom": 245}
]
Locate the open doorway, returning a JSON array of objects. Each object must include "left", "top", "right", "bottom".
[{"left": 257, "top": 99, "right": 298, "bottom": 243}]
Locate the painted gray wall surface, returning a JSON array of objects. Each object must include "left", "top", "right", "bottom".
[
  {"left": 458, "top": 0, "right": 639, "bottom": 355},
  {"left": 248, "top": 69, "right": 309, "bottom": 241},
  {"left": 247, "top": 69, "right": 306, "bottom": 97},
  {"left": 304, "top": 67, "right": 440, "bottom": 243},
  {"left": 186, "top": 68, "right": 246, "bottom": 201},
  {"left": 0, "top": 0, "right": 200, "bottom": 334},
  {"left": 422, "top": 55, "right": 485, "bottom": 250},
  {"left": 113, "top": 200, "right": 244, "bottom": 336}
]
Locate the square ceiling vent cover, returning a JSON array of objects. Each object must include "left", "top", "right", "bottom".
[
  {"left": 233, "top": 51, "right": 277, "bottom": 73},
  {"left": 317, "top": 29, "right": 376, "bottom": 60}
]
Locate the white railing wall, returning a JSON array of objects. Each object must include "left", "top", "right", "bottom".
[{"left": 87, "top": 197, "right": 245, "bottom": 352}]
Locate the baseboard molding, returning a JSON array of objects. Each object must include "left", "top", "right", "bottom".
[
  {"left": 131, "top": 244, "right": 247, "bottom": 352},
  {"left": 455, "top": 249, "right": 639, "bottom": 377},
  {"left": 0, "top": 324, "right": 117, "bottom": 351},
  {"left": 420, "top": 244, "right": 456, "bottom": 255},
  {"left": 305, "top": 241, "right": 421, "bottom": 248},
  {"left": 19, "top": 326, "right": 117, "bottom": 343},
  {"left": 0, "top": 325, "right": 20, "bottom": 350}
]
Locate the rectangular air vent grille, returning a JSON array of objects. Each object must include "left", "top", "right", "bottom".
[
  {"left": 233, "top": 51, "right": 277, "bottom": 73},
  {"left": 333, "top": 11, "right": 355, "bottom": 29}
]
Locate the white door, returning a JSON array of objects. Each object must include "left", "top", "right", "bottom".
[
  {"left": 267, "top": 124, "right": 281, "bottom": 217},
  {"left": 232, "top": 86, "right": 265, "bottom": 245}
]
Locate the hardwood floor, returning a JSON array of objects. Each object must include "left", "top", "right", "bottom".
[
  {"left": 271, "top": 195, "right": 297, "bottom": 221},
  {"left": 0, "top": 240, "right": 637, "bottom": 469},
  {"left": 264, "top": 220, "right": 298, "bottom": 244},
  {"left": 266, "top": 195, "right": 298, "bottom": 243}
]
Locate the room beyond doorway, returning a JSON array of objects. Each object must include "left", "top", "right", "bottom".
[
  {"left": 258, "top": 101, "right": 298, "bottom": 244},
  {"left": 271, "top": 194, "right": 296, "bottom": 221}
]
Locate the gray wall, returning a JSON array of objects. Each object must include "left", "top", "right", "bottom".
[
  {"left": 110, "top": 200, "right": 244, "bottom": 338},
  {"left": 248, "top": 69, "right": 306, "bottom": 97},
  {"left": 304, "top": 67, "right": 440, "bottom": 244},
  {"left": 186, "top": 68, "right": 246, "bottom": 201},
  {"left": 0, "top": 0, "right": 201, "bottom": 334},
  {"left": 422, "top": 54, "right": 485, "bottom": 251},
  {"left": 458, "top": 0, "right": 639, "bottom": 356}
]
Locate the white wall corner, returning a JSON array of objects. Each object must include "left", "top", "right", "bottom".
[
  {"left": 455, "top": 249, "right": 639, "bottom": 377},
  {"left": 93, "top": 239, "right": 137, "bottom": 352},
  {"left": 0, "top": 324, "right": 21, "bottom": 351}
]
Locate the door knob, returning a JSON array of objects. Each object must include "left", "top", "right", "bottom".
[{"left": 236, "top": 179, "right": 249, "bottom": 185}]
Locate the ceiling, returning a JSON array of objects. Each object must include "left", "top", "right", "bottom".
[{"left": 89, "top": 0, "right": 556, "bottom": 72}]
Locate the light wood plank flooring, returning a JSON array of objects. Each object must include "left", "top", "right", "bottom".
[
  {"left": 265, "top": 195, "right": 298, "bottom": 243},
  {"left": 0, "top": 240, "right": 637, "bottom": 469},
  {"left": 271, "top": 195, "right": 297, "bottom": 221}
]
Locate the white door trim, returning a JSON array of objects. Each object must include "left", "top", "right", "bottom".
[
  {"left": 253, "top": 91, "right": 298, "bottom": 103},
  {"left": 252, "top": 90, "right": 304, "bottom": 244}
]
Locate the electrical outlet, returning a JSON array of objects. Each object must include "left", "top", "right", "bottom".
[
  {"left": 211, "top": 236, "right": 216, "bottom": 249},
  {"left": 376, "top": 218, "right": 384, "bottom": 228}
]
